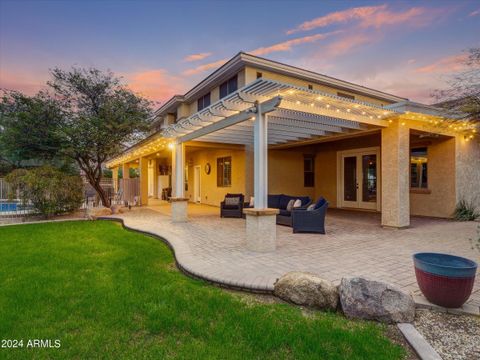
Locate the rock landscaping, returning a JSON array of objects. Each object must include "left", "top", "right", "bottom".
[
  {"left": 274, "top": 272, "right": 338, "bottom": 310},
  {"left": 415, "top": 309, "right": 480, "bottom": 360},
  {"left": 339, "top": 277, "right": 415, "bottom": 324}
]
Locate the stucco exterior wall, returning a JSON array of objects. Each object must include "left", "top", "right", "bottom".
[
  {"left": 410, "top": 137, "right": 456, "bottom": 218},
  {"left": 268, "top": 150, "right": 315, "bottom": 199},
  {"left": 244, "top": 66, "right": 391, "bottom": 107},
  {"left": 456, "top": 136, "right": 480, "bottom": 211},
  {"left": 185, "top": 147, "right": 246, "bottom": 207}
]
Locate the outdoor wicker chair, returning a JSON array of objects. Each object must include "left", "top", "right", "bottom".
[
  {"left": 220, "top": 193, "right": 245, "bottom": 218},
  {"left": 292, "top": 197, "right": 328, "bottom": 234}
]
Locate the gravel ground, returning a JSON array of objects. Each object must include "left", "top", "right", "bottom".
[{"left": 414, "top": 309, "right": 480, "bottom": 360}]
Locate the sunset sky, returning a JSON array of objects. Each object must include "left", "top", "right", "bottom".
[{"left": 0, "top": 0, "right": 479, "bottom": 106}]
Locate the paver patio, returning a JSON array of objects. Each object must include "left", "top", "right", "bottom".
[{"left": 108, "top": 203, "right": 480, "bottom": 308}]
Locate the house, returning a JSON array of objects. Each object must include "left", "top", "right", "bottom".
[{"left": 107, "top": 52, "right": 480, "bottom": 232}]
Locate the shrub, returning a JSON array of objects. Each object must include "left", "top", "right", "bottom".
[
  {"left": 453, "top": 199, "right": 479, "bottom": 221},
  {"left": 5, "top": 166, "right": 84, "bottom": 218}
]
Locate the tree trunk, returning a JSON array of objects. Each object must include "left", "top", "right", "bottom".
[{"left": 91, "top": 181, "right": 111, "bottom": 208}]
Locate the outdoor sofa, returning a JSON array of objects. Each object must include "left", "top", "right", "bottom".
[{"left": 266, "top": 194, "right": 312, "bottom": 226}]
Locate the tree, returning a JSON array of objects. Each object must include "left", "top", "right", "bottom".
[
  {"left": 0, "top": 90, "right": 72, "bottom": 175},
  {"left": 434, "top": 47, "right": 480, "bottom": 123},
  {"left": 0, "top": 68, "right": 153, "bottom": 207}
]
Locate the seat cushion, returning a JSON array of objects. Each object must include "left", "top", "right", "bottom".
[
  {"left": 314, "top": 197, "right": 327, "bottom": 210},
  {"left": 268, "top": 194, "right": 281, "bottom": 209},
  {"left": 278, "top": 209, "right": 291, "bottom": 217},
  {"left": 225, "top": 197, "right": 240, "bottom": 206}
]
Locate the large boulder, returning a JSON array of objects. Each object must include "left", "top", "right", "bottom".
[
  {"left": 339, "top": 277, "right": 415, "bottom": 323},
  {"left": 274, "top": 272, "right": 339, "bottom": 310}
]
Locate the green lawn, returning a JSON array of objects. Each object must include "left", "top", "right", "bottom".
[{"left": 0, "top": 221, "right": 406, "bottom": 359}]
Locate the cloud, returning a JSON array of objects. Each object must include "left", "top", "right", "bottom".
[
  {"left": 250, "top": 31, "right": 340, "bottom": 56},
  {"left": 184, "top": 31, "right": 339, "bottom": 76},
  {"left": 287, "top": 5, "right": 385, "bottom": 34},
  {"left": 415, "top": 54, "right": 468, "bottom": 74},
  {"left": 183, "top": 59, "right": 228, "bottom": 76},
  {"left": 0, "top": 67, "right": 47, "bottom": 95},
  {"left": 183, "top": 52, "right": 212, "bottom": 62},
  {"left": 469, "top": 9, "right": 480, "bottom": 17},
  {"left": 125, "top": 69, "right": 186, "bottom": 103},
  {"left": 322, "top": 32, "right": 372, "bottom": 57},
  {"left": 287, "top": 4, "right": 441, "bottom": 34}
]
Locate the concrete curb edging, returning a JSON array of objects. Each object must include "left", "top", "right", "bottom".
[
  {"left": 97, "top": 217, "right": 274, "bottom": 294},
  {"left": 397, "top": 323, "right": 442, "bottom": 360}
]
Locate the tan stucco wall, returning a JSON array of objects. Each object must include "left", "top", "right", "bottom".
[
  {"left": 268, "top": 150, "right": 316, "bottom": 199},
  {"left": 455, "top": 136, "right": 480, "bottom": 211},
  {"left": 244, "top": 66, "right": 391, "bottom": 107},
  {"left": 185, "top": 147, "right": 246, "bottom": 206},
  {"left": 409, "top": 137, "right": 456, "bottom": 218}
]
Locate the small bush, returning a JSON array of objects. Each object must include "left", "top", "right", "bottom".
[
  {"left": 5, "top": 166, "right": 84, "bottom": 218},
  {"left": 453, "top": 199, "right": 479, "bottom": 221}
]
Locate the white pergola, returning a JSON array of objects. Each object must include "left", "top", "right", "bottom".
[{"left": 164, "top": 78, "right": 398, "bottom": 210}]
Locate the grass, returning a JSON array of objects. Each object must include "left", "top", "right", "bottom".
[{"left": 0, "top": 221, "right": 406, "bottom": 359}]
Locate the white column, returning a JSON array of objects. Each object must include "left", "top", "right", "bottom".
[
  {"left": 173, "top": 142, "right": 185, "bottom": 198},
  {"left": 170, "top": 142, "right": 188, "bottom": 222},
  {"left": 254, "top": 103, "right": 268, "bottom": 208},
  {"left": 246, "top": 103, "right": 278, "bottom": 252}
]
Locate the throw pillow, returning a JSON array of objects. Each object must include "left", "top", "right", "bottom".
[
  {"left": 307, "top": 204, "right": 316, "bottom": 211},
  {"left": 286, "top": 199, "right": 295, "bottom": 211},
  {"left": 225, "top": 197, "right": 240, "bottom": 206},
  {"left": 293, "top": 199, "right": 302, "bottom": 208},
  {"left": 250, "top": 196, "right": 254, "bottom": 206}
]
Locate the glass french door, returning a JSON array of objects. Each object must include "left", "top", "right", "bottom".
[{"left": 341, "top": 150, "right": 378, "bottom": 210}]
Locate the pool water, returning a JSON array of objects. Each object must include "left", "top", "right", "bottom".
[{"left": 0, "top": 203, "right": 18, "bottom": 212}]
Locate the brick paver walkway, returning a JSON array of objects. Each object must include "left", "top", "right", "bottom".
[{"left": 109, "top": 204, "right": 480, "bottom": 309}]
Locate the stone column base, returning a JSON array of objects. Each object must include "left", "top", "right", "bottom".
[
  {"left": 243, "top": 208, "right": 279, "bottom": 252},
  {"left": 169, "top": 197, "right": 189, "bottom": 223}
]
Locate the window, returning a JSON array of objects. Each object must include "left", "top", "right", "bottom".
[
  {"left": 337, "top": 92, "right": 355, "bottom": 100},
  {"left": 304, "top": 155, "right": 315, "bottom": 187},
  {"left": 217, "top": 156, "right": 232, "bottom": 187},
  {"left": 308, "top": 84, "right": 313, "bottom": 90},
  {"left": 197, "top": 92, "right": 211, "bottom": 111},
  {"left": 256, "top": 72, "right": 262, "bottom": 79},
  {"left": 220, "top": 75, "right": 238, "bottom": 99},
  {"left": 410, "top": 147, "right": 428, "bottom": 188}
]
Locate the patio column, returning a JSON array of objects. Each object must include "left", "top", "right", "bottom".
[
  {"left": 112, "top": 167, "right": 119, "bottom": 193},
  {"left": 381, "top": 120, "right": 410, "bottom": 228},
  {"left": 170, "top": 142, "right": 188, "bottom": 222},
  {"left": 139, "top": 157, "right": 148, "bottom": 206},
  {"left": 152, "top": 158, "right": 159, "bottom": 198},
  {"left": 244, "top": 104, "right": 278, "bottom": 252}
]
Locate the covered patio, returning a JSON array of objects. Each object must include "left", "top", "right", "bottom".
[
  {"left": 108, "top": 203, "right": 480, "bottom": 310},
  {"left": 107, "top": 77, "right": 474, "bottom": 252}
]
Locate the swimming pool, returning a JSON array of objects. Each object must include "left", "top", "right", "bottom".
[{"left": 0, "top": 203, "right": 18, "bottom": 212}]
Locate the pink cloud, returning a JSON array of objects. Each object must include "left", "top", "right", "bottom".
[
  {"left": 358, "top": 7, "right": 426, "bottom": 28},
  {"left": 287, "top": 5, "right": 386, "bottom": 34},
  {"left": 250, "top": 31, "right": 340, "bottom": 56},
  {"left": 469, "top": 9, "right": 480, "bottom": 17},
  {"left": 323, "top": 32, "right": 372, "bottom": 57},
  {"left": 125, "top": 69, "right": 186, "bottom": 103},
  {"left": 0, "top": 68, "right": 47, "bottom": 95},
  {"left": 184, "top": 31, "right": 339, "bottom": 76},
  {"left": 183, "top": 59, "right": 228, "bottom": 76},
  {"left": 183, "top": 52, "right": 212, "bottom": 62},
  {"left": 415, "top": 54, "right": 468, "bottom": 74},
  {"left": 287, "top": 4, "right": 443, "bottom": 34}
]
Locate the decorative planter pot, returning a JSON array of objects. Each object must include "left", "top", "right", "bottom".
[{"left": 413, "top": 253, "right": 477, "bottom": 308}]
